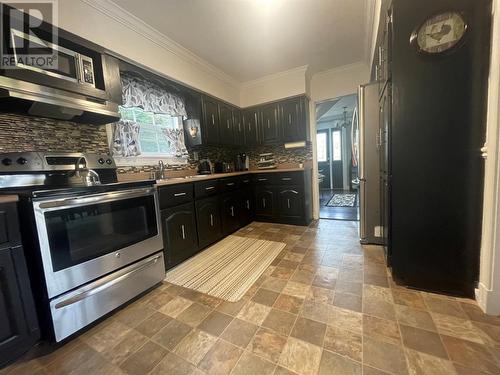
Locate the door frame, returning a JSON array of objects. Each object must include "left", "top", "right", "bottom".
[{"left": 316, "top": 128, "right": 332, "bottom": 190}]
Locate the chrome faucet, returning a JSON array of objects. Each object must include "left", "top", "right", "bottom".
[{"left": 157, "top": 160, "right": 166, "bottom": 180}]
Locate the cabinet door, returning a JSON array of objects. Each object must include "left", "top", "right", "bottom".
[
  {"left": 240, "top": 188, "right": 255, "bottom": 226},
  {"left": 233, "top": 110, "right": 244, "bottom": 146},
  {"left": 278, "top": 187, "right": 303, "bottom": 218},
  {"left": 0, "top": 247, "right": 39, "bottom": 367},
  {"left": 202, "top": 96, "right": 219, "bottom": 144},
  {"left": 281, "top": 97, "right": 306, "bottom": 142},
  {"left": 242, "top": 108, "right": 259, "bottom": 146},
  {"left": 196, "top": 197, "right": 222, "bottom": 249},
  {"left": 220, "top": 193, "right": 241, "bottom": 236},
  {"left": 255, "top": 187, "right": 275, "bottom": 218},
  {"left": 218, "top": 103, "right": 234, "bottom": 145},
  {"left": 260, "top": 103, "right": 280, "bottom": 144},
  {"left": 161, "top": 203, "right": 198, "bottom": 269}
]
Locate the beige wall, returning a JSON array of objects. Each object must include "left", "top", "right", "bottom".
[
  {"left": 310, "top": 62, "right": 370, "bottom": 103},
  {"left": 240, "top": 66, "right": 308, "bottom": 107},
  {"left": 58, "top": 0, "right": 240, "bottom": 105}
]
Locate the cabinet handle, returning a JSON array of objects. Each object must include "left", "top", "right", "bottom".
[
  {"left": 243, "top": 179, "right": 249, "bottom": 183},
  {"left": 210, "top": 214, "right": 214, "bottom": 227},
  {"left": 238, "top": 122, "right": 241, "bottom": 132},
  {"left": 262, "top": 198, "right": 266, "bottom": 208},
  {"left": 226, "top": 182, "right": 235, "bottom": 186},
  {"left": 287, "top": 199, "right": 291, "bottom": 209},
  {"left": 174, "top": 192, "right": 186, "bottom": 197},
  {"left": 211, "top": 114, "right": 215, "bottom": 125},
  {"left": 281, "top": 177, "right": 292, "bottom": 181},
  {"left": 181, "top": 225, "right": 186, "bottom": 239},
  {"left": 288, "top": 113, "right": 292, "bottom": 125},
  {"left": 230, "top": 206, "right": 234, "bottom": 217},
  {"left": 258, "top": 178, "right": 267, "bottom": 182},
  {"left": 227, "top": 119, "right": 230, "bottom": 129},
  {"left": 205, "top": 186, "right": 215, "bottom": 191},
  {"left": 246, "top": 200, "right": 250, "bottom": 210},
  {"left": 267, "top": 119, "right": 270, "bottom": 129}
]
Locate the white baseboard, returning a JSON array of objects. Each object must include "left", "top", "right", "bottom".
[{"left": 476, "top": 282, "right": 500, "bottom": 315}]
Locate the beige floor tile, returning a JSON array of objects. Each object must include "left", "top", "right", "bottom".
[
  {"left": 176, "top": 302, "right": 213, "bottom": 327},
  {"left": 395, "top": 305, "right": 437, "bottom": 332},
  {"left": 323, "top": 325, "right": 362, "bottom": 362},
  {"left": 272, "top": 267, "right": 295, "bottom": 280},
  {"left": 159, "top": 296, "right": 193, "bottom": 318},
  {"left": 274, "top": 294, "right": 304, "bottom": 314},
  {"left": 333, "top": 292, "right": 362, "bottom": 312},
  {"left": 198, "top": 339, "right": 242, "bottom": 375},
  {"left": 231, "top": 351, "right": 276, "bottom": 375},
  {"left": 307, "top": 286, "right": 334, "bottom": 304},
  {"left": 100, "top": 329, "right": 148, "bottom": 365},
  {"left": 335, "top": 280, "right": 363, "bottom": 296},
  {"left": 363, "top": 296, "right": 397, "bottom": 321},
  {"left": 291, "top": 269, "right": 316, "bottom": 284},
  {"left": 216, "top": 298, "right": 247, "bottom": 316},
  {"left": 262, "top": 308, "right": 297, "bottom": 336},
  {"left": 278, "top": 337, "right": 322, "bottom": 375},
  {"left": 119, "top": 341, "right": 167, "bottom": 375},
  {"left": 248, "top": 328, "right": 287, "bottom": 363},
  {"left": 432, "top": 312, "right": 486, "bottom": 344},
  {"left": 404, "top": 348, "right": 456, "bottom": 375},
  {"left": 318, "top": 349, "right": 362, "bottom": 375},
  {"left": 363, "top": 335, "right": 408, "bottom": 375},
  {"left": 114, "top": 303, "right": 156, "bottom": 328},
  {"left": 424, "top": 295, "right": 468, "bottom": 319},
  {"left": 290, "top": 317, "right": 327, "bottom": 347},
  {"left": 81, "top": 320, "right": 131, "bottom": 353},
  {"left": 149, "top": 352, "right": 197, "bottom": 375},
  {"left": 221, "top": 318, "right": 259, "bottom": 348},
  {"left": 173, "top": 329, "right": 218, "bottom": 365},
  {"left": 329, "top": 306, "right": 363, "bottom": 333},
  {"left": 236, "top": 300, "right": 271, "bottom": 325},
  {"left": 252, "top": 289, "right": 280, "bottom": 306},
  {"left": 135, "top": 312, "right": 172, "bottom": 338},
  {"left": 392, "top": 289, "right": 427, "bottom": 310},
  {"left": 260, "top": 277, "right": 288, "bottom": 293},
  {"left": 399, "top": 324, "right": 448, "bottom": 359},
  {"left": 197, "top": 310, "right": 233, "bottom": 336},
  {"left": 301, "top": 299, "right": 331, "bottom": 324},
  {"left": 282, "top": 281, "right": 311, "bottom": 299},
  {"left": 151, "top": 319, "right": 192, "bottom": 350}
]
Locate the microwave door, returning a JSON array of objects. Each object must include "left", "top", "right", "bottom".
[{"left": 10, "top": 29, "right": 79, "bottom": 84}]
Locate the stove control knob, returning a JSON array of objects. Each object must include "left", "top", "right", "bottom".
[
  {"left": 2, "top": 158, "right": 12, "bottom": 166},
  {"left": 17, "top": 157, "right": 28, "bottom": 165},
  {"left": 98, "top": 158, "right": 105, "bottom": 164},
  {"left": 106, "top": 159, "right": 113, "bottom": 165}
]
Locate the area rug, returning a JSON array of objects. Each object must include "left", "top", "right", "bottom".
[
  {"left": 164, "top": 235, "right": 286, "bottom": 302},
  {"left": 326, "top": 193, "right": 357, "bottom": 207}
]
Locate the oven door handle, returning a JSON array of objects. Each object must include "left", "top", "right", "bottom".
[
  {"left": 53, "top": 254, "right": 162, "bottom": 309},
  {"left": 37, "top": 187, "right": 156, "bottom": 210}
]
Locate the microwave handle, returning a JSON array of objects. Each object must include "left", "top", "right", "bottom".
[{"left": 75, "top": 53, "right": 82, "bottom": 84}]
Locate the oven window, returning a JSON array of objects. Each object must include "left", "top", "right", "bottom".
[{"left": 45, "top": 195, "right": 158, "bottom": 272}]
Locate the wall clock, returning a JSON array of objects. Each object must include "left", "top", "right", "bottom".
[{"left": 411, "top": 11, "right": 467, "bottom": 54}]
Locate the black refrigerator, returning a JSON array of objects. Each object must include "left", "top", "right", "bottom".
[{"left": 388, "top": 0, "right": 491, "bottom": 296}]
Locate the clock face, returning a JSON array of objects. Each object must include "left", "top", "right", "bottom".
[{"left": 415, "top": 12, "right": 467, "bottom": 54}]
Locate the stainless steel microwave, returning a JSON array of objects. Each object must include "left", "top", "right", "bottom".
[{"left": 10, "top": 29, "right": 96, "bottom": 88}]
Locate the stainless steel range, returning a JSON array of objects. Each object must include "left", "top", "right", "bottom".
[{"left": 0, "top": 152, "right": 164, "bottom": 342}]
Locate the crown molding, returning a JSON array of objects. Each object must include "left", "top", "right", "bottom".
[
  {"left": 312, "top": 61, "right": 369, "bottom": 79},
  {"left": 241, "top": 65, "right": 309, "bottom": 88},
  {"left": 80, "top": 0, "right": 240, "bottom": 89}
]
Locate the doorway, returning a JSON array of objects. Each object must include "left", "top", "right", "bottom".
[{"left": 316, "top": 94, "right": 359, "bottom": 221}]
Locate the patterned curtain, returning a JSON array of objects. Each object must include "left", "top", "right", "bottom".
[{"left": 111, "top": 72, "right": 188, "bottom": 158}]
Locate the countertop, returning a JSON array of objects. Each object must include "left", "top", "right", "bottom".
[
  {"left": 154, "top": 167, "right": 310, "bottom": 187},
  {"left": 0, "top": 195, "right": 19, "bottom": 203}
]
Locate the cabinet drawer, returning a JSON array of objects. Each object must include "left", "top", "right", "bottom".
[
  {"left": 239, "top": 175, "right": 252, "bottom": 187},
  {"left": 252, "top": 174, "right": 273, "bottom": 185},
  {"left": 158, "top": 183, "right": 194, "bottom": 209},
  {"left": 194, "top": 179, "right": 219, "bottom": 199},
  {"left": 219, "top": 177, "right": 240, "bottom": 193},
  {"left": 274, "top": 172, "right": 303, "bottom": 185}
]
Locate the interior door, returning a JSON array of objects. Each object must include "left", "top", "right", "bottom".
[
  {"left": 331, "top": 130, "right": 343, "bottom": 189},
  {"left": 316, "top": 130, "right": 331, "bottom": 190}
]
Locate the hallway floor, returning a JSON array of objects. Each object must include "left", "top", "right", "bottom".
[
  {"left": 319, "top": 189, "right": 359, "bottom": 221},
  {"left": 3, "top": 220, "right": 500, "bottom": 375}
]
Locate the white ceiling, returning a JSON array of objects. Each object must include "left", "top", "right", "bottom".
[
  {"left": 111, "top": 0, "right": 369, "bottom": 82},
  {"left": 317, "top": 94, "right": 357, "bottom": 123}
]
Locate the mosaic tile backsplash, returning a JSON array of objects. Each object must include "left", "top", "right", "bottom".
[{"left": 0, "top": 112, "right": 312, "bottom": 174}]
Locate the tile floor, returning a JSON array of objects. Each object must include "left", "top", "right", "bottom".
[{"left": 3, "top": 220, "right": 500, "bottom": 375}]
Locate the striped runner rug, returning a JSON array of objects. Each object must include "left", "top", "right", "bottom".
[{"left": 164, "top": 235, "right": 286, "bottom": 302}]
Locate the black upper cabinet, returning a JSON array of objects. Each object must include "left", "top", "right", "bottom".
[
  {"left": 218, "top": 103, "right": 234, "bottom": 145},
  {"left": 161, "top": 203, "right": 198, "bottom": 269},
  {"left": 0, "top": 203, "right": 40, "bottom": 368},
  {"left": 260, "top": 103, "right": 280, "bottom": 144},
  {"left": 242, "top": 108, "right": 259, "bottom": 146},
  {"left": 202, "top": 96, "right": 220, "bottom": 144},
  {"left": 281, "top": 97, "right": 309, "bottom": 143},
  {"left": 195, "top": 197, "right": 222, "bottom": 249},
  {"left": 232, "top": 110, "right": 245, "bottom": 146}
]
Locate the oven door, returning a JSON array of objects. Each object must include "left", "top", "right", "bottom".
[{"left": 33, "top": 187, "right": 163, "bottom": 299}]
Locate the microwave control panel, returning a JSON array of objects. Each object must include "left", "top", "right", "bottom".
[{"left": 80, "top": 56, "right": 95, "bottom": 87}]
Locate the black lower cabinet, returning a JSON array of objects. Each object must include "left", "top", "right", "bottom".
[
  {"left": 240, "top": 188, "right": 255, "bottom": 226},
  {"left": 195, "top": 197, "right": 222, "bottom": 249},
  {"left": 220, "top": 193, "right": 241, "bottom": 236},
  {"left": 255, "top": 187, "right": 275, "bottom": 219},
  {"left": 161, "top": 203, "right": 198, "bottom": 269},
  {"left": 278, "top": 187, "right": 303, "bottom": 220},
  {"left": 0, "top": 203, "right": 39, "bottom": 368}
]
